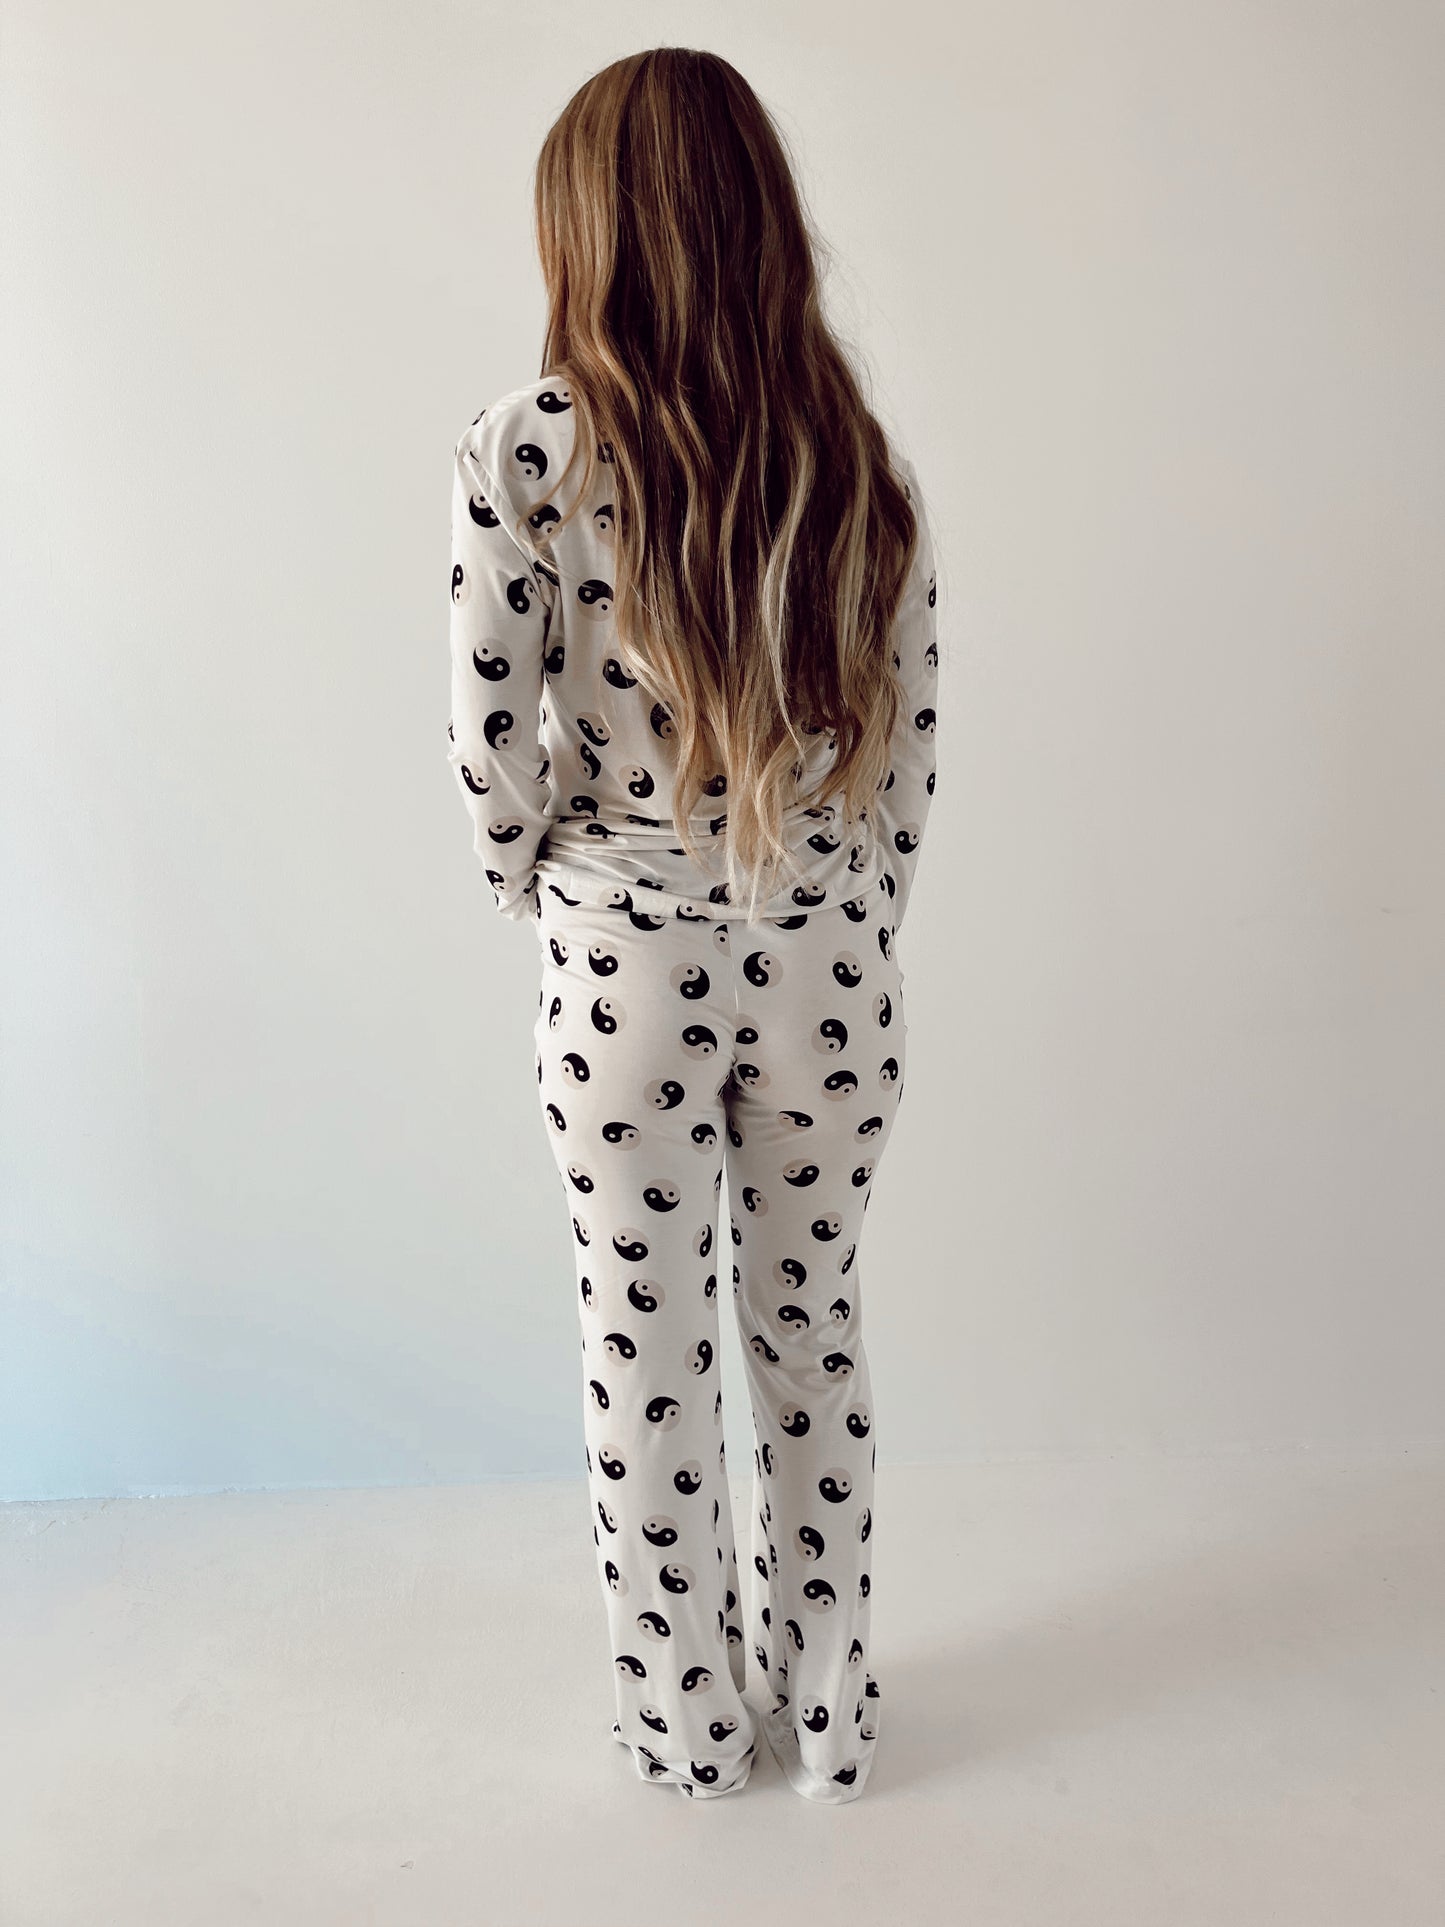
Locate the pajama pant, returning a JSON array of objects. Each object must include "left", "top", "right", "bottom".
[{"left": 529, "top": 873, "right": 906, "bottom": 1803}]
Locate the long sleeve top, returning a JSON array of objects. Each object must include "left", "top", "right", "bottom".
[{"left": 446, "top": 375, "right": 938, "bottom": 931}]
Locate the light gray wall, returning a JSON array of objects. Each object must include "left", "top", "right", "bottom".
[{"left": 4, "top": 1, "right": 1442, "bottom": 1500}]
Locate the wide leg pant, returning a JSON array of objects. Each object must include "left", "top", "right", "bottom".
[{"left": 530, "top": 874, "right": 906, "bottom": 1803}]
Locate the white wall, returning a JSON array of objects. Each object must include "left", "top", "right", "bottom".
[{"left": 3, "top": 0, "right": 1441, "bottom": 1501}]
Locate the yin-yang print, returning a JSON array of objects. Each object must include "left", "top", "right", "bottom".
[
  {"left": 446, "top": 376, "right": 939, "bottom": 935},
  {"left": 531, "top": 874, "right": 902, "bottom": 1802}
]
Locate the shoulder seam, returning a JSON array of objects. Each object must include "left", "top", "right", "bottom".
[{"left": 456, "top": 436, "right": 542, "bottom": 569}]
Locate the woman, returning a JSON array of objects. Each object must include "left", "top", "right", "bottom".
[{"left": 446, "top": 48, "right": 939, "bottom": 1804}]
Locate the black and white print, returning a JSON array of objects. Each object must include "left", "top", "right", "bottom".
[
  {"left": 446, "top": 376, "right": 939, "bottom": 934},
  {"left": 444, "top": 377, "right": 939, "bottom": 1802},
  {"left": 532, "top": 876, "right": 904, "bottom": 1801}
]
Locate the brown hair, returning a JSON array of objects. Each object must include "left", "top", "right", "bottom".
[{"left": 526, "top": 47, "right": 919, "bottom": 919}]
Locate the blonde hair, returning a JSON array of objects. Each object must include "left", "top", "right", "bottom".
[{"left": 523, "top": 47, "right": 919, "bottom": 920}]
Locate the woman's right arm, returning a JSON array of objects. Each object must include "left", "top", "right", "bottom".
[{"left": 445, "top": 425, "right": 558, "bottom": 924}]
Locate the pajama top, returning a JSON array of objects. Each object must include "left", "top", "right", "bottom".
[{"left": 446, "top": 376, "right": 939, "bottom": 929}]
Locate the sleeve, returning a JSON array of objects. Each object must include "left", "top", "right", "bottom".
[
  {"left": 445, "top": 431, "right": 558, "bottom": 924},
  {"left": 873, "top": 456, "right": 939, "bottom": 936}
]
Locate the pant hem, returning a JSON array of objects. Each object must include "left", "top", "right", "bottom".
[
  {"left": 759, "top": 1715, "right": 873, "bottom": 1804},
  {"left": 616, "top": 1728, "right": 757, "bottom": 1800}
]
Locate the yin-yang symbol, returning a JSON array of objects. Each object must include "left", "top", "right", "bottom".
[
  {"left": 577, "top": 579, "right": 614, "bottom": 619},
  {"left": 470, "top": 643, "right": 510, "bottom": 681},
  {"left": 510, "top": 440, "right": 548, "bottom": 483}
]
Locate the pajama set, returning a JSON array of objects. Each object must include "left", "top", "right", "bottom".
[{"left": 446, "top": 376, "right": 939, "bottom": 1803}]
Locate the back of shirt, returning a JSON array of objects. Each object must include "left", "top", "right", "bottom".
[{"left": 446, "top": 374, "right": 938, "bottom": 930}]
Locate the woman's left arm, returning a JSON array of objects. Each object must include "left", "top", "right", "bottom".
[{"left": 874, "top": 455, "right": 939, "bottom": 936}]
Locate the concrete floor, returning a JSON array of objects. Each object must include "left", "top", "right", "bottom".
[{"left": 2, "top": 1451, "right": 1441, "bottom": 1926}]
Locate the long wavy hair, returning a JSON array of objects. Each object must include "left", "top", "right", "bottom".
[{"left": 526, "top": 47, "right": 920, "bottom": 919}]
